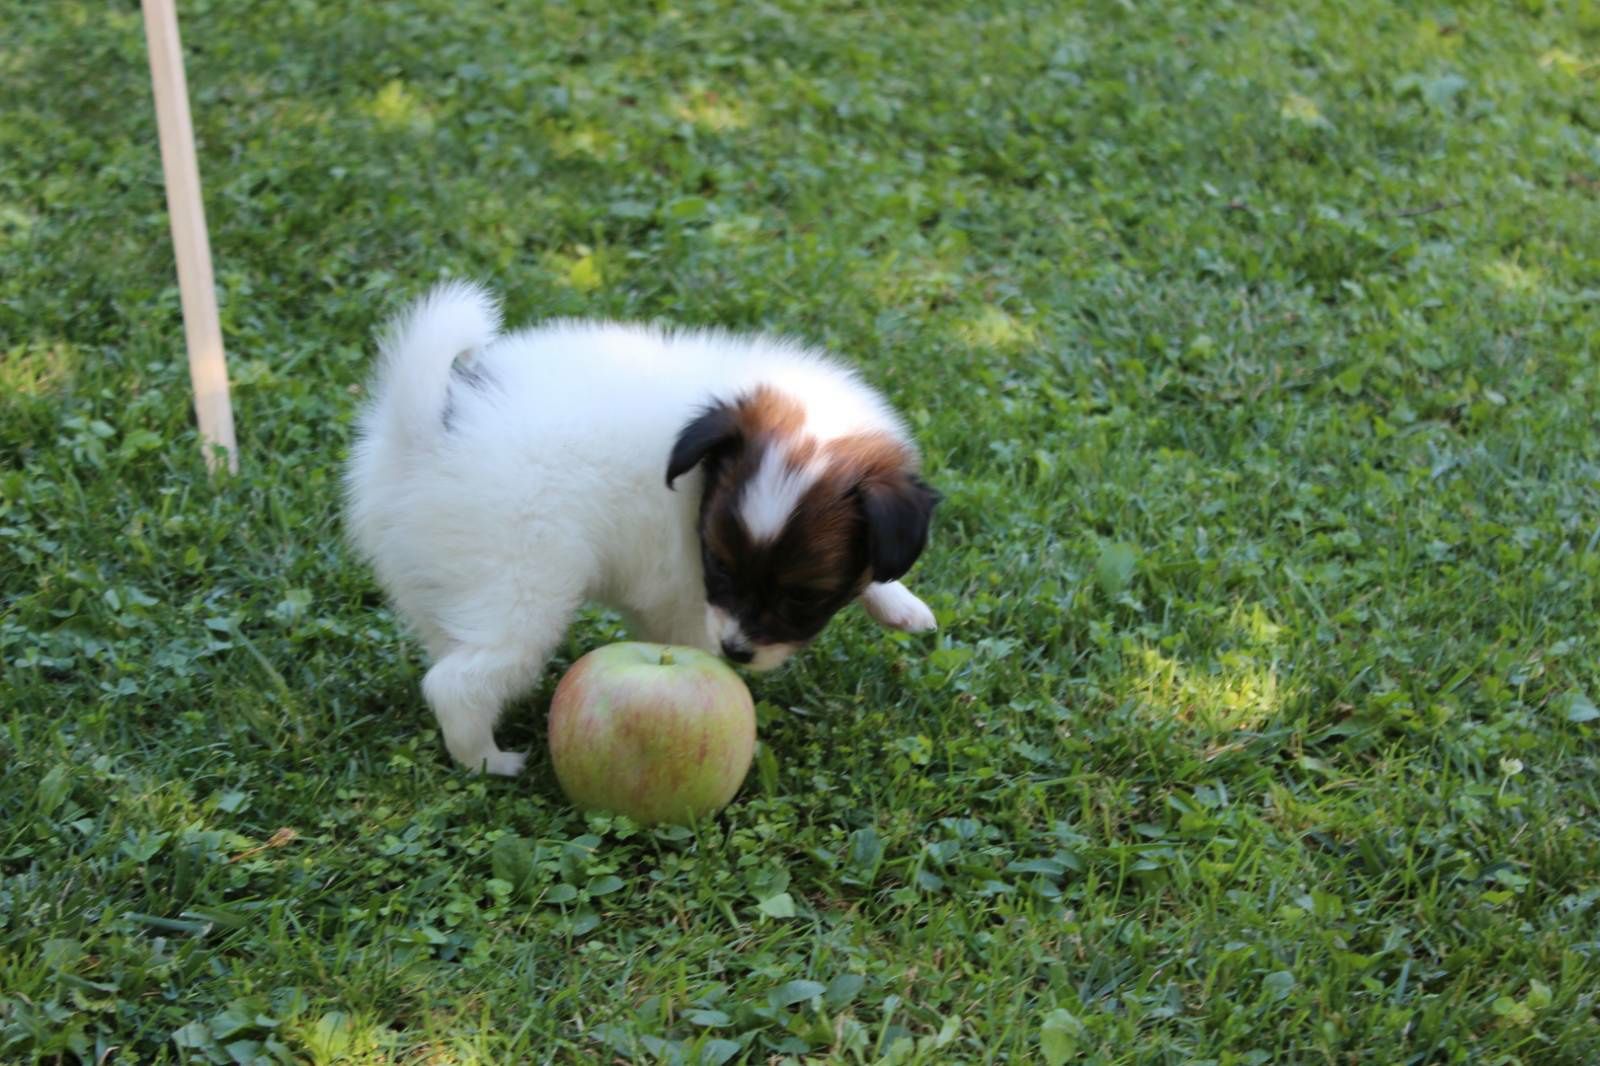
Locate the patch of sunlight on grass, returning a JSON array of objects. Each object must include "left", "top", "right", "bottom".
[
  {"left": 1231, "top": 602, "right": 1284, "bottom": 647},
  {"left": 1538, "top": 47, "right": 1594, "bottom": 77},
  {"left": 549, "top": 124, "right": 618, "bottom": 160},
  {"left": 1, "top": 342, "right": 80, "bottom": 398},
  {"left": 60, "top": 1, "right": 136, "bottom": 30},
  {"left": 234, "top": 75, "right": 340, "bottom": 133},
  {"left": 1279, "top": 92, "right": 1327, "bottom": 127},
  {"left": 953, "top": 306, "right": 1037, "bottom": 352},
  {"left": 859, "top": 250, "right": 964, "bottom": 307},
  {"left": 540, "top": 246, "right": 604, "bottom": 292},
  {"left": 0, "top": 202, "right": 38, "bottom": 247},
  {"left": 670, "top": 87, "right": 752, "bottom": 131},
  {"left": 365, "top": 80, "right": 435, "bottom": 131},
  {"left": 272, "top": 99, "right": 339, "bottom": 134},
  {"left": 1484, "top": 257, "right": 1543, "bottom": 295},
  {"left": 1129, "top": 640, "right": 1285, "bottom": 732},
  {"left": 383, "top": 1042, "right": 481, "bottom": 1066},
  {"left": 707, "top": 211, "right": 766, "bottom": 246},
  {"left": 291, "top": 1010, "right": 409, "bottom": 1064},
  {"left": 1414, "top": 15, "right": 1466, "bottom": 55}
]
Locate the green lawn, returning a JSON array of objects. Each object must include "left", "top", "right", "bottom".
[{"left": 4, "top": 1, "right": 1600, "bottom": 1062}]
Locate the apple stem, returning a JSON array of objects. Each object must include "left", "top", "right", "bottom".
[{"left": 659, "top": 648, "right": 675, "bottom": 666}]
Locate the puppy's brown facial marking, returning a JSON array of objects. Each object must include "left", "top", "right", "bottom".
[{"left": 668, "top": 386, "right": 939, "bottom": 662}]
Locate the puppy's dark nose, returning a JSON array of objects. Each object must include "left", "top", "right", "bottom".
[{"left": 721, "top": 640, "right": 754, "bottom": 664}]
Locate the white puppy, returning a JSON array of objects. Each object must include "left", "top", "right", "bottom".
[{"left": 344, "top": 281, "right": 939, "bottom": 774}]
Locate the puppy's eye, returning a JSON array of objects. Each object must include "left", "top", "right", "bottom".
[{"left": 782, "top": 588, "right": 833, "bottom": 612}]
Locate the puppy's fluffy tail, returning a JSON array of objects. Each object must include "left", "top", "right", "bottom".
[{"left": 369, "top": 280, "right": 501, "bottom": 444}]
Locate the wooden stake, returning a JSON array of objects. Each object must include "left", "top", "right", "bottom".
[{"left": 142, "top": 0, "right": 238, "bottom": 474}]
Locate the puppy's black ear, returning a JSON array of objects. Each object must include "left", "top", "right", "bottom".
[
  {"left": 667, "top": 402, "right": 741, "bottom": 488},
  {"left": 861, "top": 473, "right": 940, "bottom": 582}
]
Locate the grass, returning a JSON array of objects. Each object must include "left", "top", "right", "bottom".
[{"left": 3, "top": 0, "right": 1600, "bottom": 1061}]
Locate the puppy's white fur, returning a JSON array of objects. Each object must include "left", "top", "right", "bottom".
[
  {"left": 860, "top": 581, "right": 938, "bottom": 633},
  {"left": 740, "top": 446, "right": 825, "bottom": 544},
  {"left": 344, "top": 281, "right": 935, "bottom": 774}
]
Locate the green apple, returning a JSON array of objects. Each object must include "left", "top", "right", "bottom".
[{"left": 547, "top": 642, "right": 756, "bottom": 825}]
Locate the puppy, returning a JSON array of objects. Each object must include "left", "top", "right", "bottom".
[{"left": 343, "top": 281, "right": 939, "bottom": 774}]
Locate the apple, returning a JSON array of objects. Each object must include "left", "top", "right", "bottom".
[{"left": 547, "top": 642, "right": 756, "bottom": 825}]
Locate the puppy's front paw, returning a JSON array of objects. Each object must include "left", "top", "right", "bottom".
[
  {"left": 481, "top": 750, "right": 529, "bottom": 777},
  {"left": 860, "top": 581, "right": 937, "bottom": 633}
]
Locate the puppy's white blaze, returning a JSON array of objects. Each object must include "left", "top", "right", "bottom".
[{"left": 740, "top": 446, "right": 823, "bottom": 544}]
